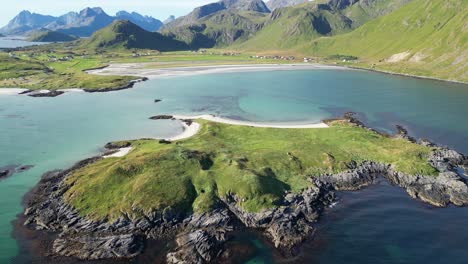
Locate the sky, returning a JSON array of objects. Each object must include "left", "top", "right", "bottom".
[{"left": 0, "top": 0, "right": 217, "bottom": 26}]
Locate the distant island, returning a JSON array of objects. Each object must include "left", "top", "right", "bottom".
[
  {"left": 23, "top": 114, "right": 468, "bottom": 262},
  {"left": 27, "top": 30, "right": 77, "bottom": 42}
]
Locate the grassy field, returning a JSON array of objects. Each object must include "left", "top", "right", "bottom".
[
  {"left": 63, "top": 119, "right": 436, "bottom": 221},
  {"left": 0, "top": 50, "right": 135, "bottom": 90},
  {"left": 0, "top": 47, "right": 275, "bottom": 90}
]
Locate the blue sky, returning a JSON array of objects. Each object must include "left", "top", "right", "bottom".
[{"left": 1, "top": 0, "right": 216, "bottom": 26}]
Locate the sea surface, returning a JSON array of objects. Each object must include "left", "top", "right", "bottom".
[
  {"left": 1, "top": 69, "right": 467, "bottom": 263},
  {"left": 0, "top": 36, "right": 48, "bottom": 49}
]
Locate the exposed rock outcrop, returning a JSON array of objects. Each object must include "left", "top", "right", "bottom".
[
  {"left": 167, "top": 210, "right": 233, "bottom": 263},
  {"left": 149, "top": 115, "right": 174, "bottom": 120},
  {"left": 28, "top": 90, "right": 64, "bottom": 97},
  {"left": 0, "top": 164, "right": 34, "bottom": 180},
  {"left": 53, "top": 233, "right": 143, "bottom": 260},
  {"left": 84, "top": 77, "right": 148, "bottom": 93}
]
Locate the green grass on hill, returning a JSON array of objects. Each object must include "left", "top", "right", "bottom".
[
  {"left": 27, "top": 30, "right": 78, "bottom": 42},
  {"left": 0, "top": 47, "right": 282, "bottom": 90},
  {"left": 234, "top": 2, "right": 354, "bottom": 51},
  {"left": 0, "top": 52, "right": 135, "bottom": 90},
  {"left": 81, "top": 20, "right": 188, "bottom": 51},
  {"left": 63, "top": 119, "right": 436, "bottom": 221},
  {"left": 307, "top": 0, "right": 468, "bottom": 82}
]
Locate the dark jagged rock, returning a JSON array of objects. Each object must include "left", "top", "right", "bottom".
[
  {"left": 149, "top": 115, "right": 174, "bottom": 120},
  {"left": 104, "top": 141, "right": 131, "bottom": 149},
  {"left": 159, "top": 139, "right": 172, "bottom": 144},
  {"left": 318, "top": 161, "right": 389, "bottom": 191},
  {"left": 0, "top": 164, "right": 34, "bottom": 180},
  {"left": 28, "top": 90, "right": 64, "bottom": 97},
  {"left": 181, "top": 119, "right": 193, "bottom": 126},
  {"left": 53, "top": 233, "right": 144, "bottom": 260},
  {"left": 395, "top": 124, "right": 416, "bottom": 142},
  {"left": 19, "top": 89, "right": 32, "bottom": 94},
  {"left": 18, "top": 165, "right": 34, "bottom": 171},
  {"left": 219, "top": 180, "right": 335, "bottom": 254},
  {"left": 85, "top": 77, "right": 149, "bottom": 93},
  {"left": 318, "top": 152, "right": 468, "bottom": 207},
  {"left": 167, "top": 210, "right": 233, "bottom": 263},
  {"left": 428, "top": 147, "right": 466, "bottom": 172},
  {"left": 0, "top": 169, "right": 10, "bottom": 179}
]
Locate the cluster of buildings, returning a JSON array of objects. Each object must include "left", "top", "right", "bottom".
[
  {"left": 131, "top": 51, "right": 157, "bottom": 57},
  {"left": 250, "top": 55, "right": 296, "bottom": 61},
  {"left": 46, "top": 54, "right": 74, "bottom": 62}
]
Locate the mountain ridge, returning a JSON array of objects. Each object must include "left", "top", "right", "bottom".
[
  {"left": 0, "top": 8, "right": 164, "bottom": 37},
  {"left": 162, "top": 0, "right": 270, "bottom": 30},
  {"left": 266, "top": 0, "right": 309, "bottom": 10},
  {"left": 81, "top": 20, "right": 188, "bottom": 51},
  {"left": 235, "top": 0, "right": 412, "bottom": 50},
  {"left": 26, "top": 30, "right": 78, "bottom": 42}
]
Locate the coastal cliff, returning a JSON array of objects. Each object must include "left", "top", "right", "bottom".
[{"left": 21, "top": 115, "right": 468, "bottom": 263}]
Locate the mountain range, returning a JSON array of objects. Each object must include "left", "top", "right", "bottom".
[
  {"left": 266, "top": 0, "right": 309, "bottom": 10},
  {"left": 0, "top": 7, "right": 164, "bottom": 36},
  {"left": 160, "top": 0, "right": 411, "bottom": 49},
  {"left": 162, "top": 0, "right": 270, "bottom": 31},
  {"left": 1, "top": 0, "right": 465, "bottom": 81}
]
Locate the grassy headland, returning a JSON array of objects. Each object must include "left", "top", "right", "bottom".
[
  {"left": 63, "top": 119, "right": 436, "bottom": 221},
  {"left": 0, "top": 47, "right": 276, "bottom": 90}
]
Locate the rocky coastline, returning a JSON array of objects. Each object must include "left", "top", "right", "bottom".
[
  {"left": 6, "top": 76, "right": 148, "bottom": 97},
  {"left": 19, "top": 114, "right": 468, "bottom": 263},
  {"left": 84, "top": 77, "right": 148, "bottom": 93}
]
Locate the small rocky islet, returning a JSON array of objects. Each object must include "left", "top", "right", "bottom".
[
  {"left": 21, "top": 114, "right": 468, "bottom": 263},
  {"left": 0, "top": 164, "right": 34, "bottom": 180}
]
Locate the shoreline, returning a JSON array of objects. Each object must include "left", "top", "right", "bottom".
[
  {"left": 345, "top": 65, "right": 468, "bottom": 86},
  {"left": 173, "top": 114, "right": 329, "bottom": 129},
  {"left": 2, "top": 63, "right": 465, "bottom": 97},
  {"left": 85, "top": 63, "right": 353, "bottom": 79},
  {"left": 87, "top": 62, "right": 468, "bottom": 85},
  {"left": 105, "top": 115, "right": 328, "bottom": 158}
]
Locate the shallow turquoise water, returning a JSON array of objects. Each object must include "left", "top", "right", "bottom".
[
  {"left": 1, "top": 69, "right": 467, "bottom": 263},
  {"left": 0, "top": 37, "right": 48, "bottom": 48}
]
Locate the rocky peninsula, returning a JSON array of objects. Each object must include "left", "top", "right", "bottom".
[{"left": 20, "top": 114, "right": 468, "bottom": 263}]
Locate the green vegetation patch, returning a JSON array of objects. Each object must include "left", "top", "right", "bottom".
[{"left": 63, "top": 120, "right": 436, "bottom": 221}]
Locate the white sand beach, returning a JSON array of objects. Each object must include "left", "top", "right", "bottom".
[
  {"left": 86, "top": 63, "right": 351, "bottom": 79},
  {"left": 0, "top": 88, "right": 28, "bottom": 95},
  {"left": 58, "top": 88, "right": 85, "bottom": 92},
  {"left": 102, "top": 115, "right": 327, "bottom": 157},
  {"left": 166, "top": 122, "right": 201, "bottom": 141},
  {"left": 173, "top": 114, "right": 329, "bottom": 129},
  {"left": 103, "top": 147, "right": 133, "bottom": 158}
]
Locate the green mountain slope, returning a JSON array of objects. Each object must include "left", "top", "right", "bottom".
[
  {"left": 27, "top": 30, "right": 78, "bottom": 42},
  {"left": 308, "top": 0, "right": 467, "bottom": 82},
  {"left": 235, "top": 0, "right": 410, "bottom": 50},
  {"left": 163, "top": 11, "right": 268, "bottom": 48},
  {"left": 81, "top": 20, "right": 188, "bottom": 51}
]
